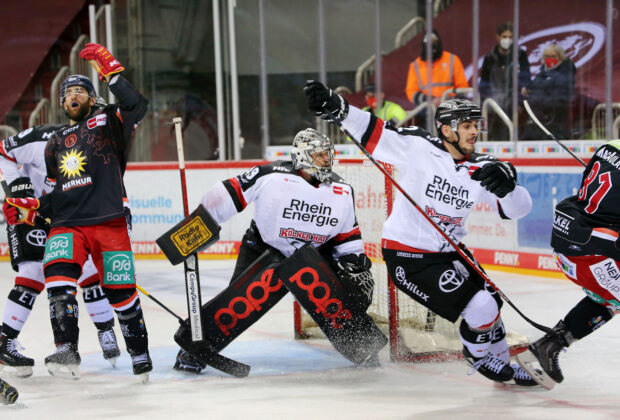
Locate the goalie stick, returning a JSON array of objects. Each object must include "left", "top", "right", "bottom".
[
  {"left": 325, "top": 110, "right": 553, "bottom": 334},
  {"left": 173, "top": 117, "right": 205, "bottom": 343},
  {"left": 523, "top": 100, "right": 587, "bottom": 167},
  {"left": 135, "top": 285, "right": 250, "bottom": 378}
]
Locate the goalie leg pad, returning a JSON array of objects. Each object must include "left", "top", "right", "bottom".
[
  {"left": 156, "top": 205, "right": 221, "bottom": 265},
  {"left": 7, "top": 219, "right": 49, "bottom": 272},
  {"left": 174, "top": 248, "right": 286, "bottom": 354},
  {"left": 277, "top": 244, "right": 387, "bottom": 365}
]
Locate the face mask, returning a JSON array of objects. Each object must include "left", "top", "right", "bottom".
[
  {"left": 544, "top": 57, "right": 559, "bottom": 69},
  {"left": 366, "top": 96, "right": 377, "bottom": 110},
  {"left": 499, "top": 38, "right": 512, "bottom": 50}
]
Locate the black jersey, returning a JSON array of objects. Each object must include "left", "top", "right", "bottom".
[
  {"left": 42, "top": 75, "right": 147, "bottom": 227},
  {"left": 552, "top": 141, "right": 620, "bottom": 259}
]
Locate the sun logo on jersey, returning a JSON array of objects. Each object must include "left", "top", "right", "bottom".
[{"left": 59, "top": 149, "right": 87, "bottom": 178}]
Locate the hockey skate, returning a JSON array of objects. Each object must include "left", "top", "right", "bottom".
[
  {"left": 97, "top": 329, "right": 121, "bottom": 367},
  {"left": 45, "top": 343, "right": 81, "bottom": 380},
  {"left": 173, "top": 349, "right": 206, "bottom": 374},
  {"left": 463, "top": 347, "right": 514, "bottom": 383},
  {"left": 509, "top": 363, "right": 541, "bottom": 387},
  {"left": 0, "top": 377, "right": 18, "bottom": 405},
  {"left": 131, "top": 352, "right": 152, "bottom": 384},
  {"left": 0, "top": 334, "right": 34, "bottom": 378}
]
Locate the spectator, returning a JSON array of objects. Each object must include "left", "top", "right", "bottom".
[
  {"left": 362, "top": 83, "right": 407, "bottom": 126},
  {"left": 405, "top": 30, "right": 468, "bottom": 107},
  {"left": 522, "top": 44, "right": 576, "bottom": 140},
  {"left": 479, "top": 22, "right": 531, "bottom": 141}
]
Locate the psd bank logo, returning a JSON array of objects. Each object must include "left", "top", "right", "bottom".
[
  {"left": 466, "top": 22, "right": 605, "bottom": 79},
  {"left": 103, "top": 251, "right": 135, "bottom": 285}
]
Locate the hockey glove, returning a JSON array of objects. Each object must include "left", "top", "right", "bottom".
[
  {"left": 2, "top": 197, "right": 40, "bottom": 226},
  {"left": 80, "top": 43, "right": 125, "bottom": 81},
  {"left": 471, "top": 161, "right": 517, "bottom": 198},
  {"left": 304, "top": 80, "right": 349, "bottom": 122},
  {"left": 336, "top": 254, "right": 374, "bottom": 314},
  {"left": 7, "top": 177, "right": 35, "bottom": 199}
]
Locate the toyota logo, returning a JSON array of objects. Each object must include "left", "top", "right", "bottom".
[
  {"left": 395, "top": 266, "right": 406, "bottom": 282},
  {"left": 26, "top": 229, "right": 48, "bottom": 247},
  {"left": 438, "top": 269, "right": 464, "bottom": 293}
]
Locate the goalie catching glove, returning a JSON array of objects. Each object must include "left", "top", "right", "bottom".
[
  {"left": 80, "top": 43, "right": 125, "bottom": 81},
  {"left": 471, "top": 161, "right": 517, "bottom": 198},
  {"left": 2, "top": 197, "right": 40, "bottom": 226},
  {"left": 336, "top": 253, "right": 374, "bottom": 314},
  {"left": 304, "top": 80, "right": 349, "bottom": 123}
]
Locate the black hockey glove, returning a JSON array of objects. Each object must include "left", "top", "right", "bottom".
[
  {"left": 471, "top": 161, "right": 517, "bottom": 198},
  {"left": 7, "top": 177, "right": 35, "bottom": 198},
  {"left": 336, "top": 254, "right": 374, "bottom": 314},
  {"left": 304, "top": 80, "right": 349, "bottom": 122}
]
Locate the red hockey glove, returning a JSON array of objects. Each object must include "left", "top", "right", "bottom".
[
  {"left": 80, "top": 43, "right": 125, "bottom": 81},
  {"left": 3, "top": 197, "right": 40, "bottom": 226}
]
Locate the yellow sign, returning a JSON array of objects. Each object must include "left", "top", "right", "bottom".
[{"left": 171, "top": 216, "right": 213, "bottom": 256}]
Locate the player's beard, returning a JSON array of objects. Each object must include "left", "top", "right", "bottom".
[{"left": 65, "top": 101, "right": 92, "bottom": 122}]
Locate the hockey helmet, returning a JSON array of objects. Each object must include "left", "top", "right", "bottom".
[
  {"left": 60, "top": 74, "right": 96, "bottom": 105},
  {"left": 435, "top": 98, "right": 482, "bottom": 133},
  {"left": 291, "top": 128, "right": 334, "bottom": 182}
]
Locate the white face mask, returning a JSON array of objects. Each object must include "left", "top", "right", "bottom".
[{"left": 499, "top": 38, "right": 513, "bottom": 50}]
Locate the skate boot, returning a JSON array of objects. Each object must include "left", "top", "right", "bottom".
[
  {"left": 174, "top": 349, "right": 206, "bottom": 374},
  {"left": 98, "top": 328, "right": 121, "bottom": 367},
  {"left": 0, "top": 377, "right": 18, "bottom": 405},
  {"left": 510, "top": 363, "right": 541, "bottom": 387},
  {"left": 131, "top": 351, "right": 152, "bottom": 383},
  {"left": 0, "top": 334, "right": 34, "bottom": 378},
  {"left": 528, "top": 321, "right": 572, "bottom": 383},
  {"left": 463, "top": 347, "right": 514, "bottom": 383},
  {"left": 45, "top": 342, "right": 81, "bottom": 379}
]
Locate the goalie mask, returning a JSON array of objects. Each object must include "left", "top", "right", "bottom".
[{"left": 291, "top": 128, "right": 334, "bottom": 183}]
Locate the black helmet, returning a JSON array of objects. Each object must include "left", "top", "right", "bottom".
[
  {"left": 60, "top": 74, "right": 96, "bottom": 105},
  {"left": 435, "top": 99, "right": 482, "bottom": 133}
]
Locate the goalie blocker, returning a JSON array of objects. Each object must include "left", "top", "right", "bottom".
[{"left": 156, "top": 205, "right": 221, "bottom": 265}]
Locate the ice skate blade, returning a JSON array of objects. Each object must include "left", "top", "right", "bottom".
[
  {"left": 516, "top": 350, "right": 555, "bottom": 390},
  {"left": 46, "top": 362, "right": 80, "bottom": 380},
  {"left": 0, "top": 364, "right": 33, "bottom": 378},
  {"left": 106, "top": 356, "right": 119, "bottom": 368},
  {"left": 138, "top": 372, "right": 149, "bottom": 384}
]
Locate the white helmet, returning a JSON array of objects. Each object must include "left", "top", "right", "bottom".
[{"left": 291, "top": 128, "right": 334, "bottom": 182}]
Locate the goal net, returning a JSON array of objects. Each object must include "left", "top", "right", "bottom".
[{"left": 293, "top": 158, "right": 528, "bottom": 362}]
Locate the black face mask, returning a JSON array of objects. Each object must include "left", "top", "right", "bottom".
[{"left": 420, "top": 41, "right": 443, "bottom": 61}]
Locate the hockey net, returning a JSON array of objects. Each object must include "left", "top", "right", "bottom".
[{"left": 293, "top": 158, "right": 528, "bottom": 362}]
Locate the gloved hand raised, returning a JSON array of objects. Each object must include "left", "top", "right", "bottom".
[
  {"left": 80, "top": 43, "right": 125, "bottom": 81},
  {"left": 304, "top": 80, "right": 349, "bottom": 122},
  {"left": 2, "top": 197, "right": 40, "bottom": 226},
  {"left": 471, "top": 161, "right": 517, "bottom": 198}
]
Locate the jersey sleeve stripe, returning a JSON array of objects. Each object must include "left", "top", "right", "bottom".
[
  {"left": 331, "top": 226, "right": 362, "bottom": 243},
  {"left": 497, "top": 200, "right": 509, "bottom": 220},
  {"left": 116, "top": 108, "right": 123, "bottom": 123},
  {"left": 0, "top": 143, "right": 16, "bottom": 162},
  {"left": 222, "top": 177, "right": 247, "bottom": 212},
  {"left": 360, "top": 114, "right": 384, "bottom": 154}
]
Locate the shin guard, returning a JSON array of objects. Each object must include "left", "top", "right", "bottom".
[{"left": 48, "top": 287, "right": 79, "bottom": 344}]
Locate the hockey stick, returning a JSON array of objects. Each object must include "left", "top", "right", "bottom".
[
  {"left": 173, "top": 117, "right": 205, "bottom": 343},
  {"left": 326, "top": 111, "right": 553, "bottom": 334},
  {"left": 523, "top": 100, "right": 587, "bottom": 167},
  {"left": 135, "top": 284, "right": 251, "bottom": 378}
]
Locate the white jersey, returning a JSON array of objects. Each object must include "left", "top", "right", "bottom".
[
  {"left": 0, "top": 125, "right": 61, "bottom": 198},
  {"left": 201, "top": 161, "right": 364, "bottom": 259},
  {"left": 342, "top": 106, "right": 532, "bottom": 253}
]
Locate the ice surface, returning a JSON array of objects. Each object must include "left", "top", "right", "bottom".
[{"left": 0, "top": 259, "right": 618, "bottom": 419}]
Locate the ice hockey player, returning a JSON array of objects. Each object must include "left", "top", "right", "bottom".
[
  {"left": 3, "top": 43, "right": 151, "bottom": 380},
  {"left": 173, "top": 127, "right": 379, "bottom": 373},
  {"left": 523, "top": 140, "right": 620, "bottom": 384},
  {"left": 0, "top": 125, "right": 121, "bottom": 378},
  {"left": 304, "top": 80, "right": 539, "bottom": 387}
]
